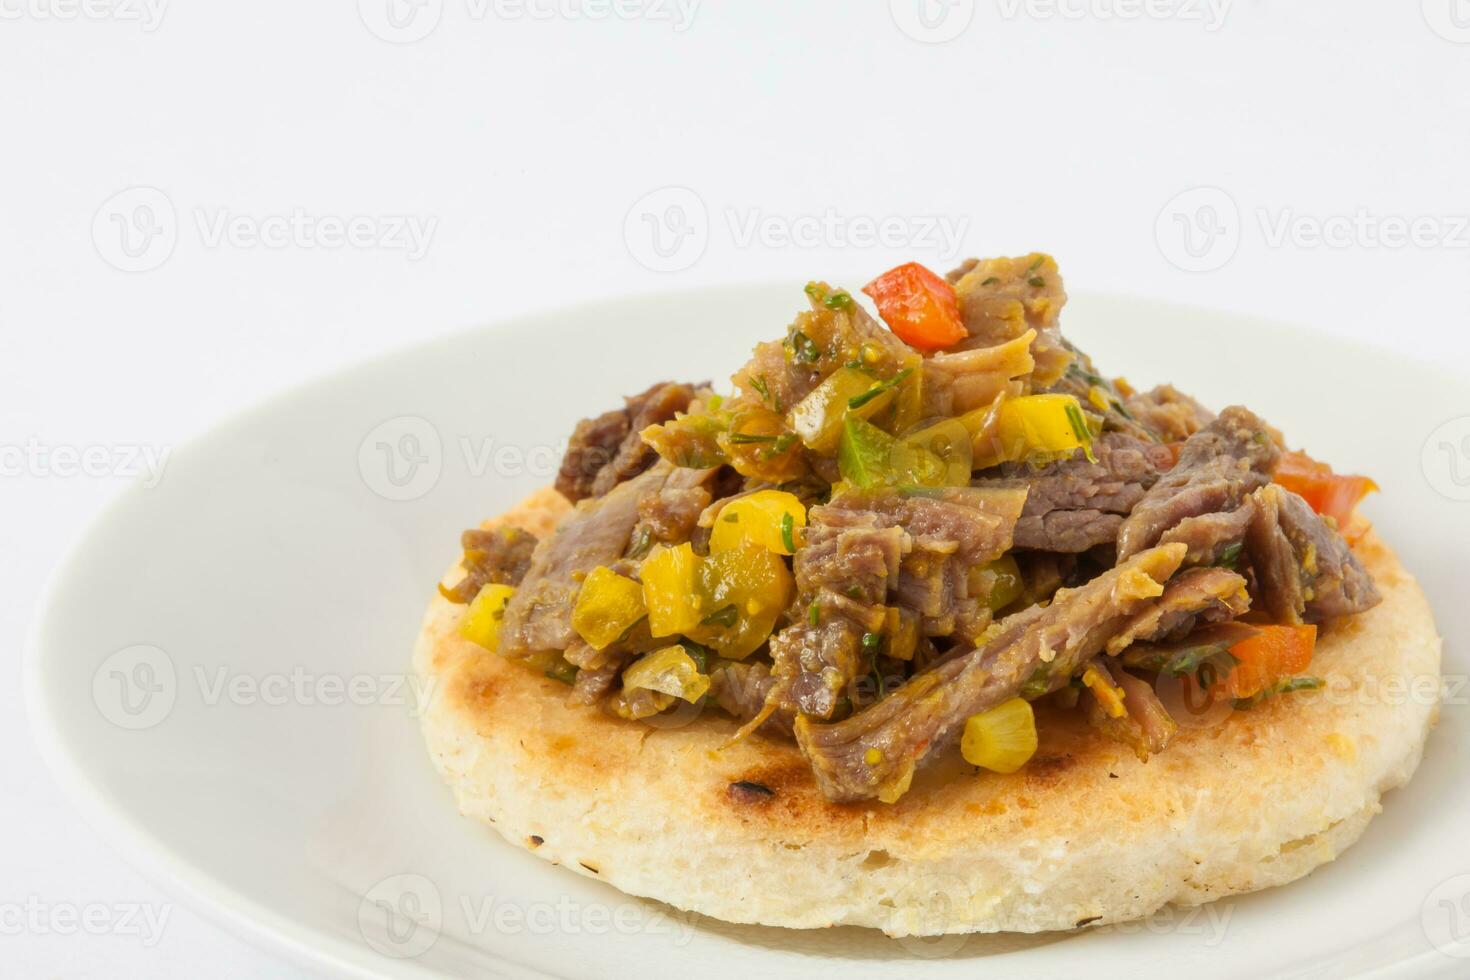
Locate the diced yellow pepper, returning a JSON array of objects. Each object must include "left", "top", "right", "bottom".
[
  {"left": 961, "top": 698, "right": 1038, "bottom": 774},
  {"left": 458, "top": 583, "right": 516, "bottom": 651},
  {"left": 709, "top": 490, "right": 808, "bottom": 556},
  {"left": 693, "top": 543, "right": 793, "bottom": 659},
  {"left": 974, "top": 393, "right": 1095, "bottom": 469},
  {"left": 621, "top": 645, "right": 711, "bottom": 703},
  {"left": 641, "top": 543, "right": 703, "bottom": 638},
  {"left": 571, "top": 566, "right": 647, "bottom": 649}
]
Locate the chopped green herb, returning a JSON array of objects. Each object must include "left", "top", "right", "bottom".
[
  {"left": 722, "top": 512, "right": 739, "bottom": 523},
  {"left": 1216, "top": 542, "right": 1244, "bottom": 570},
  {"left": 1233, "top": 675, "right": 1323, "bottom": 710},
  {"left": 613, "top": 615, "right": 647, "bottom": 645},
  {"left": 680, "top": 640, "right": 712, "bottom": 673},
  {"left": 789, "top": 330, "right": 821, "bottom": 364},
  {"left": 847, "top": 368, "right": 913, "bottom": 411},
  {"left": 625, "top": 527, "right": 654, "bottom": 561},
  {"left": 1063, "top": 402, "right": 1098, "bottom": 462},
  {"left": 762, "top": 432, "right": 797, "bottom": 460},
  {"left": 1028, "top": 277, "right": 1046, "bottom": 288},
  {"left": 1026, "top": 255, "right": 1045, "bottom": 274},
  {"left": 861, "top": 631, "right": 883, "bottom": 653},
  {"left": 728, "top": 431, "right": 777, "bottom": 445},
  {"left": 701, "top": 604, "right": 739, "bottom": 628},
  {"left": 780, "top": 511, "right": 796, "bottom": 553},
  {"left": 748, "top": 374, "right": 779, "bottom": 411},
  {"left": 543, "top": 659, "right": 578, "bottom": 685},
  {"left": 1020, "top": 666, "right": 1051, "bottom": 700},
  {"left": 871, "top": 663, "right": 887, "bottom": 700},
  {"left": 980, "top": 276, "right": 999, "bottom": 286},
  {"left": 808, "top": 601, "right": 820, "bottom": 626},
  {"left": 824, "top": 291, "right": 854, "bottom": 311}
]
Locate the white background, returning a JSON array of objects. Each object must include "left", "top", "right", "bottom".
[{"left": 3, "top": 1, "right": 1468, "bottom": 975}]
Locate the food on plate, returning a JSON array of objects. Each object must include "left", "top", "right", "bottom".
[{"left": 414, "top": 255, "right": 1440, "bottom": 935}]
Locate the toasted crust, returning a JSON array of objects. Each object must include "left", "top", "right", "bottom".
[{"left": 413, "top": 488, "right": 1441, "bottom": 936}]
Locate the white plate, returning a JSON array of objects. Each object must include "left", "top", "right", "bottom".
[{"left": 27, "top": 285, "right": 1470, "bottom": 979}]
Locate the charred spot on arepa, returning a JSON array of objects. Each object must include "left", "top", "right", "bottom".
[{"left": 727, "top": 780, "right": 776, "bottom": 804}]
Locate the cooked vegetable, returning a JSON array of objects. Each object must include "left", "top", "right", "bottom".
[
  {"left": 1273, "top": 450, "right": 1377, "bottom": 534},
  {"left": 571, "top": 566, "right": 647, "bottom": 649},
  {"left": 961, "top": 698, "right": 1038, "bottom": 774},
  {"left": 969, "top": 555, "right": 1024, "bottom": 612},
  {"left": 1081, "top": 663, "right": 1127, "bottom": 719},
  {"left": 709, "top": 490, "right": 807, "bottom": 556},
  {"left": 862, "top": 262, "right": 967, "bottom": 351},
  {"left": 641, "top": 543, "right": 703, "bottom": 637},
  {"left": 621, "top": 645, "right": 711, "bottom": 703},
  {"left": 459, "top": 583, "right": 516, "bottom": 651},
  {"left": 693, "top": 543, "right": 794, "bottom": 659},
  {"left": 837, "top": 416, "right": 951, "bottom": 489},
  {"left": 974, "top": 393, "right": 1096, "bottom": 468},
  {"left": 788, "top": 366, "right": 896, "bottom": 453},
  {"left": 1217, "top": 624, "right": 1318, "bottom": 700},
  {"left": 1233, "top": 675, "right": 1324, "bottom": 709},
  {"left": 901, "top": 418, "right": 973, "bottom": 487}
]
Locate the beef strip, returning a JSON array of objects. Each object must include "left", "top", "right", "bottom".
[
  {"left": 947, "top": 254, "right": 1073, "bottom": 385},
  {"left": 710, "top": 661, "right": 792, "bottom": 733},
  {"left": 1158, "top": 505, "right": 1255, "bottom": 566},
  {"left": 977, "top": 432, "right": 1176, "bottom": 553},
  {"left": 554, "top": 381, "right": 698, "bottom": 503},
  {"left": 568, "top": 657, "right": 627, "bottom": 705},
  {"left": 499, "top": 463, "right": 679, "bottom": 659},
  {"left": 440, "top": 525, "right": 539, "bottom": 602},
  {"left": 1124, "top": 385, "right": 1216, "bottom": 443},
  {"left": 1116, "top": 406, "right": 1280, "bottom": 561},
  {"left": 1247, "top": 484, "right": 1381, "bottom": 624},
  {"left": 1105, "top": 566, "right": 1250, "bottom": 654},
  {"left": 766, "top": 485, "right": 1027, "bottom": 722},
  {"left": 1087, "top": 660, "right": 1179, "bottom": 760},
  {"left": 794, "top": 543, "right": 1189, "bottom": 803}
]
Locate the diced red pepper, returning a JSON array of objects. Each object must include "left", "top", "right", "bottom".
[
  {"left": 1273, "top": 450, "right": 1378, "bottom": 536},
  {"left": 1215, "top": 624, "right": 1317, "bottom": 700},
  {"left": 862, "top": 262, "right": 967, "bottom": 351}
]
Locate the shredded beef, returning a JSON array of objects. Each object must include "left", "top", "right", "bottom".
[
  {"left": 1246, "top": 484, "right": 1381, "bottom": 624},
  {"left": 978, "top": 432, "right": 1175, "bottom": 553},
  {"left": 440, "top": 525, "right": 539, "bottom": 603},
  {"left": 1124, "top": 385, "right": 1216, "bottom": 443},
  {"left": 1116, "top": 406, "right": 1280, "bottom": 560},
  {"left": 500, "top": 463, "right": 677, "bottom": 659},
  {"left": 795, "top": 543, "right": 1189, "bottom": 803},
  {"left": 555, "top": 381, "right": 699, "bottom": 503}
]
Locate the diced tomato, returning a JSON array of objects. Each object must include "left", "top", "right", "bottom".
[
  {"left": 1273, "top": 450, "right": 1378, "bottom": 535},
  {"left": 1216, "top": 624, "right": 1317, "bottom": 700},
  {"left": 862, "top": 262, "right": 967, "bottom": 351}
]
